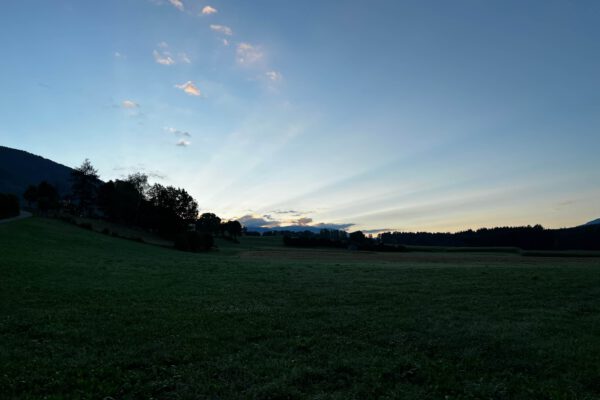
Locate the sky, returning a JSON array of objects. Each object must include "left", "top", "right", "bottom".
[{"left": 1, "top": 0, "right": 599, "bottom": 232}]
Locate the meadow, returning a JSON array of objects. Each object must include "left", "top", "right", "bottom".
[{"left": 1, "top": 218, "right": 600, "bottom": 399}]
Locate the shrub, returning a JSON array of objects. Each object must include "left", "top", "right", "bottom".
[
  {"left": 78, "top": 222, "right": 93, "bottom": 230},
  {"left": 0, "top": 193, "right": 20, "bottom": 219},
  {"left": 59, "top": 215, "right": 77, "bottom": 225},
  {"left": 174, "top": 231, "right": 214, "bottom": 252}
]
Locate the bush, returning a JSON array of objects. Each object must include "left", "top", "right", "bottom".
[
  {"left": 78, "top": 222, "right": 93, "bottom": 230},
  {"left": 59, "top": 215, "right": 77, "bottom": 225},
  {"left": 174, "top": 231, "right": 214, "bottom": 252},
  {"left": 0, "top": 193, "right": 20, "bottom": 219}
]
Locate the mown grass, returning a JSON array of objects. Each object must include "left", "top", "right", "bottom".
[{"left": 1, "top": 218, "right": 600, "bottom": 399}]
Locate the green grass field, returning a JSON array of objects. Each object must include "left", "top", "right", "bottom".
[{"left": 1, "top": 218, "right": 600, "bottom": 399}]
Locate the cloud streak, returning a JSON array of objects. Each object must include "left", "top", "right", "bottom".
[
  {"left": 122, "top": 100, "right": 139, "bottom": 109},
  {"left": 210, "top": 24, "right": 233, "bottom": 36},
  {"left": 164, "top": 127, "right": 191, "bottom": 137},
  {"left": 153, "top": 49, "right": 175, "bottom": 65},
  {"left": 179, "top": 52, "right": 191, "bottom": 63},
  {"left": 236, "top": 43, "right": 263, "bottom": 65},
  {"left": 265, "top": 70, "right": 282, "bottom": 82},
  {"left": 168, "top": 0, "right": 184, "bottom": 11},
  {"left": 175, "top": 81, "right": 201, "bottom": 96}
]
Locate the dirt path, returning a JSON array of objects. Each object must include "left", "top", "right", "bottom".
[{"left": 0, "top": 211, "right": 32, "bottom": 224}]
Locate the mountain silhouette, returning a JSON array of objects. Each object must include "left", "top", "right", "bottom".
[
  {"left": 584, "top": 218, "right": 600, "bottom": 226},
  {"left": 0, "top": 146, "right": 73, "bottom": 199}
]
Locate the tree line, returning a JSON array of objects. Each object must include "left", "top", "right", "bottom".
[
  {"left": 282, "top": 225, "right": 600, "bottom": 251},
  {"left": 21, "top": 159, "right": 243, "bottom": 251},
  {"left": 377, "top": 225, "right": 600, "bottom": 251}
]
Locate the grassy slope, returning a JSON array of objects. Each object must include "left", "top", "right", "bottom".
[{"left": 1, "top": 218, "right": 600, "bottom": 399}]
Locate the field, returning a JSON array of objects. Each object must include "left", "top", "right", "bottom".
[{"left": 1, "top": 218, "right": 600, "bottom": 399}]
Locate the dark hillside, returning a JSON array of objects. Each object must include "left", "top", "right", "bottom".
[{"left": 0, "top": 146, "right": 73, "bottom": 198}]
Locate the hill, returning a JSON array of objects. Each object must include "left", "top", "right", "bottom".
[
  {"left": 585, "top": 218, "right": 600, "bottom": 226},
  {"left": 0, "top": 146, "right": 73, "bottom": 199}
]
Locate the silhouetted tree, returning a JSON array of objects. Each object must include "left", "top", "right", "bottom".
[
  {"left": 126, "top": 173, "right": 150, "bottom": 198},
  {"left": 23, "top": 185, "right": 38, "bottom": 208},
  {"left": 0, "top": 193, "right": 20, "bottom": 219},
  {"left": 97, "top": 180, "right": 140, "bottom": 223},
  {"left": 147, "top": 183, "right": 198, "bottom": 237},
  {"left": 36, "top": 181, "right": 59, "bottom": 213},
  {"left": 196, "top": 213, "right": 221, "bottom": 234},
  {"left": 70, "top": 159, "right": 99, "bottom": 216},
  {"left": 222, "top": 220, "right": 242, "bottom": 241},
  {"left": 349, "top": 231, "right": 366, "bottom": 243}
]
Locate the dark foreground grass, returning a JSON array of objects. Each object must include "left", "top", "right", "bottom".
[{"left": 1, "top": 218, "right": 600, "bottom": 399}]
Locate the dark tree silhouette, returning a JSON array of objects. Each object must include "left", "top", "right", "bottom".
[
  {"left": 349, "top": 231, "right": 366, "bottom": 243},
  {"left": 126, "top": 173, "right": 149, "bottom": 199},
  {"left": 36, "top": 181, "right": 59, "bottom": 213},
  {"left": 126, "top": 173, "right": 148, "bottom": 224},
  {"left": 222, "top": 220, "right": 242, "bottom": 240},
  {"left": 0, "top": 193, "right": 20, "bottom": 219},
  {"left": 97, "top": 180, "right": 140, "bottom": 223},
  {"left": 147, "top": 183, "right": 198, "bottom": 237},
  {"left": 196, "top": 213, "right": 221, "bottom": 234},
  {"left": 70, "top": 159, "right": 99, "bottom": 216},
  {"left": 23, "top": 185, "right": 38, "bottom": 208}
]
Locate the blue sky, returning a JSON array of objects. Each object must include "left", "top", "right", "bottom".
[{"left": 1, "top": 0, "right": 599, "bottom": 232}]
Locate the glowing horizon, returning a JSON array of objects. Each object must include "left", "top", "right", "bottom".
[{"left": 1, "top": 1, "right": 599, "bottom": 232}]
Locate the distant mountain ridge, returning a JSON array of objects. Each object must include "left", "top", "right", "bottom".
[
  {"left": 585, "top": 218, "right": 600, "bottom": 226},
  {"left": 0, "top": 146, "right": 74, "bottom": 200}
]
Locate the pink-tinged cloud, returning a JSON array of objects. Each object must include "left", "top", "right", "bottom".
[
  {"left": 174, "top": 81, "right": 201, "bottom": 96},
  {"left": 168, "top": 0, "right": 184, "bottom": 11},
  {"left": 201, "top": 6, "right": 217, "bottom": 15}
]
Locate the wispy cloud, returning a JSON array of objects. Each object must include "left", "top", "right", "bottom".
[
  {"left": 210, "top": 24, "right": 233, "bottom": 36},
  {"left": 265, "top": 70, "right": 282, "bottom": 82},
  {"left": 168, "top": 0, "right": 184, "bottom": 11},
  {"left": 114, "top": 51, "right": 125, "bottom": 59},
  {"left": 237, "top": 42, "right": 263, "bottom": 65},
  {"left": 176, "top": 139, "right": 191, "bottom": 147},
  {"left": 222, "top": 38, "right": 230, "bottom": 46},
  {"left": 174, "top": 81, "right": 201, "bottom": 96},
  {"left": 270, "top": 209, "right": 309, "bottom": 217},
  {"left": 113, "top": 164, "right": 167, "bottom": 180},
  {"left": 179, "top": 52, "right": 191, "bottom": 63},
  {"left": 201, "top": 5, "right": 217, "bottom": 15},
  {"left": 153, "top": 49, "right": 175, "bottom": 65},
  {"left": 164, "top": 127, "right": 191, "bottom": 137},
  {"left": 122, "top": 100, "right": 139, "bottom": 109}
]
